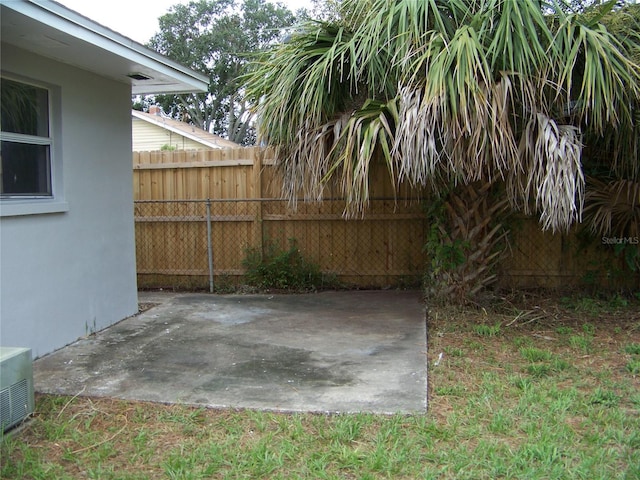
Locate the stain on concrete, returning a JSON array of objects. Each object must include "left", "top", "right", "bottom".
[{"left": 34, "top": 290, "right": 427, "bottom": 413}]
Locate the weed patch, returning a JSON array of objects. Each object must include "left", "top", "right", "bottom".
[
  {"left": 242, "top": 239, "right": 337, "bottom": 292},
  {"left": 569, "top": 334, "right": 594, "bottom": 353},
  {"left": 589, "top": 388, "right": 620, "bottom": 407},
  {"left": 520, "top": 347, "right": 553, "bottom": 362},
  {"left": 624, "top": 343, "right": 640, "bottom": 355},
  {"left": 626, "top": 359, "right": 640, "bottom": 375},
  {"left": 472, "top": 322, "right": 502, "bottom": 337}
]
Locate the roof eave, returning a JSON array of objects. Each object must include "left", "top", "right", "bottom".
[{"left": 0, "top": 0, "right": 209, "bottom": 94}]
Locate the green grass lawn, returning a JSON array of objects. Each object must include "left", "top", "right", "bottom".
[{"left": 2, "top": 294, "right": 639, "bottom": 479}]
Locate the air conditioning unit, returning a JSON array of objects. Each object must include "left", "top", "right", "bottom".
[{"left": 0, "top": 347, "right": 35, "bottom": 433}]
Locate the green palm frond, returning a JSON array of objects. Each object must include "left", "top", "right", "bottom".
[
  {"left": 246, "top": 21, "right": 359, "bottom": 145},
  {"left": 328, "top": 99, "right": 398, "bottom": 212},
  {"left": 552, "top": 13, "right": 640, "bottom": 132},
  {"left": 482, "top": 0, "right": 554, "bottom": 79}
]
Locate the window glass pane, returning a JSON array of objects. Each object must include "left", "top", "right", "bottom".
[
  {"left": 1, "top": 141, "right": 51, "bottom": 196},
  {"left": 1, "top": 78, "right": 49, "bottom": 137}
]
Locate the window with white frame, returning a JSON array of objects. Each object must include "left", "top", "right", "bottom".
[{"left": 1, "top": 77, "right": 52, "bottom": 197}]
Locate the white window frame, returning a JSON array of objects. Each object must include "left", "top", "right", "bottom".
[{"left": 0, "top": 73, "right": 67, "bottom": 217}]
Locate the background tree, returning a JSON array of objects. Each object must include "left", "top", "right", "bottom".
[
  {"left": 305, "top": 0, "right": 342, "bottom": 21},
  {"left": 147, "top": 0, "right": 296, "bottom": 145}
]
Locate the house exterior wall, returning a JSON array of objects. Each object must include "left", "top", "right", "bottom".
[
  {"left": 0, "top": 45, "right": 138, "bottom": 358},
  {"left": 132, "top": 118, "right": 206, "bottom": 151}
]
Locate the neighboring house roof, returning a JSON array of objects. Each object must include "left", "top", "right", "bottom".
[
  {"left": 0, "top": 0, "right": 209, "bottom": 95},
  {"left": 132, "top": 110, "right": 240, "bottom": 150}
]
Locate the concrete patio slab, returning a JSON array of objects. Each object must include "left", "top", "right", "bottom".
[{"left": 34, "top": 290, "right": 427, "bottom": 414}]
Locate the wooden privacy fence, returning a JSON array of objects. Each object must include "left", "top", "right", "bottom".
[
  {"left": 133, "top": 148, "right": 427, "bottom": 289},
  {"left": 133, "top": 198, "right": 426, "bottom": 289},
  {"left": 133, "top": 148, "right": 639, "bottom": 291}
]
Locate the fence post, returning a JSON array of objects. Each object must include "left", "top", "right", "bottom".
[
  {"left": 253, "top": 149, "right": 264, "bottom": 260},
  {"left": 206, "top": 198, "right": 214, "bottom": 293}
]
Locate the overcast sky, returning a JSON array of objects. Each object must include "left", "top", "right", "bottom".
[{"left": 57, "top": 0, "right": 314, "bottom": 44}]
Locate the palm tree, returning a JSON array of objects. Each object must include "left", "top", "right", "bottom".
[{"left": 246, "top": 0, "right": 640, "bottom": 233}]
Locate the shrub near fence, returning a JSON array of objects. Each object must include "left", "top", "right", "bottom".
[{"left": 133, "top": 148, "right": 427, "bottom": 290}]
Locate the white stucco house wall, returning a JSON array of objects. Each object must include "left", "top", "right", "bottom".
[
  {"left": 0, "top": 0, "right": 208, "bottom": 358},
  {"left": 132, "top": 107, "right": 240, "bottom": 151}
]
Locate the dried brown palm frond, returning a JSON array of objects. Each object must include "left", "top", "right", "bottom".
[
  {"left": 511, "top": 113, "right": 584, "bottom": 233},
  {"left": 583, "top": 177, "right": 640, "bottom": 237},
  {"left": 394, "top": 73, "right": 522, "bottom": 191},
  {"left": 275, "top": 114, "right": 350, "bottom": 207}
]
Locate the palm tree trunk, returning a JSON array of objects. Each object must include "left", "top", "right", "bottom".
[{"left": 425, "top": 181, "right": 510, "bottom": 305}]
